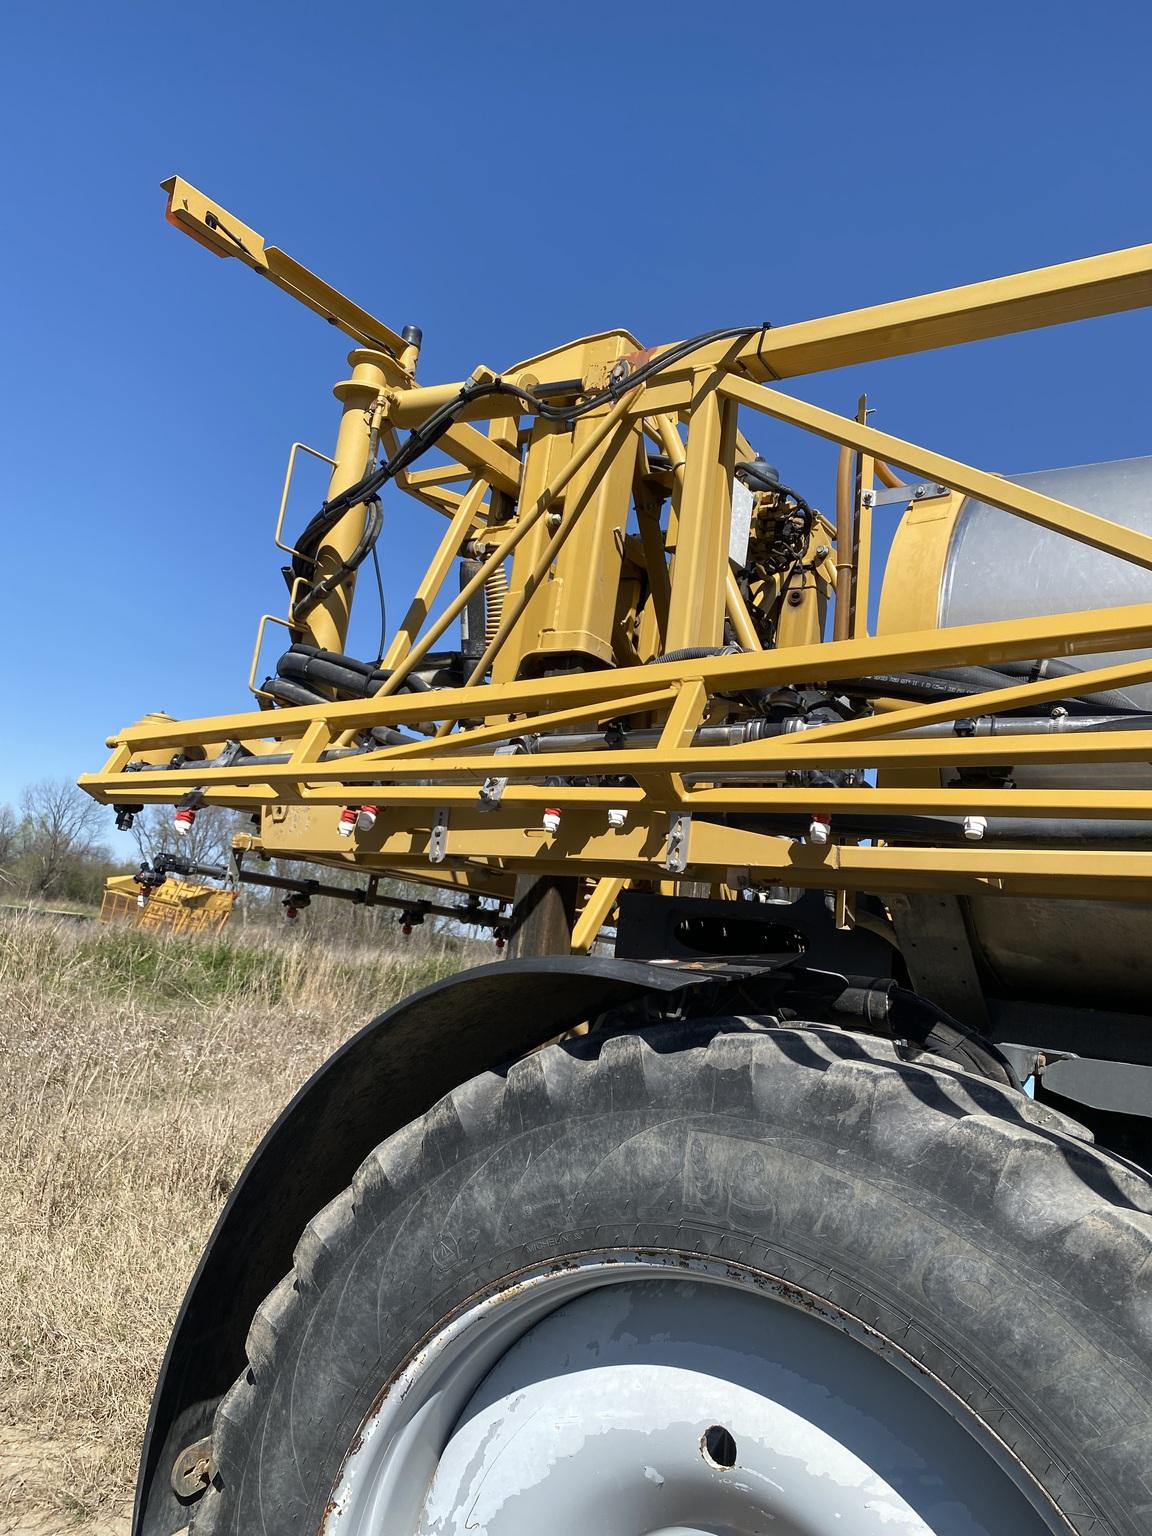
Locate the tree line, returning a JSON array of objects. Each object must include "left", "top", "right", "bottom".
[
  {"left": 0, "top": 778, "right": 125, "bottom": 907},
  {"left": 0, "top": 778, "right": 242, "bottom": 908}
]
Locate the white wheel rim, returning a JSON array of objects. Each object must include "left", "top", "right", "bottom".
[{"left": 323, "top": 1255, "right": 1066, "bottom": 1535}]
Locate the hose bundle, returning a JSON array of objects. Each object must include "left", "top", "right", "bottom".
[
  {"left": 837, "top": 660, "right": 1144, "bottom": 716},
  {"left": 285, "top": 324, "right": 768, "bottom": 630},
  {"left": 262, "top": 642, "right": 431, "bottom": 709}
]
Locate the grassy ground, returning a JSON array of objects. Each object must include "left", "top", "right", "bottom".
[{"left": 0, "top": 914, "right": 472, "bottom": 1530}]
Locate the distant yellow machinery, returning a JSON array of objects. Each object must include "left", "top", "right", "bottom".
[
  {"left": 90, "top": 180, "right": 1152, "bottom": 1536},
  {"left": 100, "top": 873, "right": 236, "bottom": 934}
]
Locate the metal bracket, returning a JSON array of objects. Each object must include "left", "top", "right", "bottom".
[
  {"left": 872, "top": 481, "right": 950, "bottom": 507},
  {"left": 664, "top": 812, "right": 691, "bottom": 873},
  {"left": 477, "top": 743, "right": 523, "bottom": 811},
  {"left": 216, "top": 739, "right": 248, "bottom": 767},
  {"left": 170, "top": 1435, "right": 214, "bottom": 1499},
  {"left": 428, "top": 808, "right": 450, "bottom": 864},
  {"left": 478, "top": 777, "right": 508, "bottom": 809},
  {"left": 997, "top": 1041, "right": 1078, "bottom": 1085},
  {"left": 996, "top": 1042, "right": 1045, "bottom": 1084}
]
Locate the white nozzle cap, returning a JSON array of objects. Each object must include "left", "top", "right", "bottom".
[
  {"left": 963, "top": 815, "right": 988, "bottom": 841},
  {"left": 808, "top": 816, "right": 830, "bottom": 845},
  {"left": 607, "top": 808, "right": 627, "bottom": 829}
]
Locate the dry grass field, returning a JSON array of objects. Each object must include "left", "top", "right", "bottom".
[{"left": 0, "top": 913, "right": 471, "bottom": 1533}]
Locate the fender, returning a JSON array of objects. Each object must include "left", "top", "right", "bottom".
[{"left": 135, "top": 954, "right": 720, "bottom": 1535}]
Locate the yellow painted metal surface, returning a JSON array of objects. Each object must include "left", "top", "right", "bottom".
[
  {"left": 161, "top": 177, "right": 408, "bottom": 357},
  {"left": 77, "top": 180, "right": 1152, "bottom": 927},
  {"left": 101, "top": 875, "right": 237, "bottom": 934}
]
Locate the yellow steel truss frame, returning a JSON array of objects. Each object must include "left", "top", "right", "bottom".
[{"left": 80, "top": 180, "right": 1152, "bottom": 918}]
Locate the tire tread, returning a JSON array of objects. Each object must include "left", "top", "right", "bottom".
[{"left": 190, "top": 1024, "right": 1152, "bottom": 1535}]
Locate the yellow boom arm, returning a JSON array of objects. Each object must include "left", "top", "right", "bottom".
[{"left": 161, "top": 174, "right": 410, "bottom": 360}]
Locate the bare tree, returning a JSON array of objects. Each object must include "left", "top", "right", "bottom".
[
  {"left": 0, "top": 803, "right": 19, "bottom": 890},
  {"left": 0, "top": 803, "right": 19, "bottom": 868},
  {"left": 18, "top": 778, "right": 108, "bottom": 897}
]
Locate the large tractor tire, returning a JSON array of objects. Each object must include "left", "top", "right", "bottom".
[{"left": 193, "top": 1023, "right": 1152, "bottom": 1535}]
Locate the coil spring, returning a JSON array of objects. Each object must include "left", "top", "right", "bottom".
[{"left": 484, "top": 563, "right": 509, "bottom": 646}]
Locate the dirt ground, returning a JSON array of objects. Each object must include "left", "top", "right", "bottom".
[{"left": 0, "top": 1431, "right": 129, "bottom": 1535}]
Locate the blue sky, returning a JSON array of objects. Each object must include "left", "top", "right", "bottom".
[{"left": 1, "top": 1, "right": 1150, "bottom": 808}]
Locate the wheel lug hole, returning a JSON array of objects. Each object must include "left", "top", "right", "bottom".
[{"left": 701, "top": 1424, "right": 738, "bottom": 1469}]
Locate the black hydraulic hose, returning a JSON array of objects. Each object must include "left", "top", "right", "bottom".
[
  {"left": 290, "top": 496, "right": 383, "bottom": 624},
  {"left": 282, "top": 642, "right": 433, "bottom": 685},
  {"left": 369, "top": 725, "right": 425, "bottom": 747},
  {"left": 1000, "top": 657, "right": 1110, "bottom": 681},
  {"left": 992, "top": 657, "right": 1145, "bottom": 714},
  {"left": 261, "top": 676, "right": 327, "bottom": 708},
  {"left": 928, "top": 664, "right": 1036, "bottom": 692},
  {"left": 278, "top": 650, "right": 393, "bottom": 699},
  {"left": 397, "top": 667, "right": 431, "bottom": 691},
  {"left": 935, "top": 663, "right": 1143, "bottom": 713},
  {"left": 262, "top": 672, "right": 418, "bottom": 715},
  {"left": 838, "top": 670, "right": 1142, "bottom": 715},
  {"left": 838, "top": 672, "right": 1008, "bottom": 704},
  {"left": 290, "top": 388, "right": 499, "bottom": 568},
  {"left": 295, "top": 329, "right": 763, "bottom": 556},
  {"left": 275, "top": 644, "right": 432, "bottom": 699},
  {"left": 549, "top": 324, "right": 763, "bottom": 423},
  {"left": 286, "top": 643, "right": 378, "bottom": 677},
  {"left": 652, "top": 645, "right": 743, "bottom": 664},
  {"left": 293, "top": 494, "right": 377, "bottom": 579},
  {"left": 287, "top": 324, "right": 768, "bottom": 615},
  {"left": 770, "top": 481, "right": 814, "bottom": 531},
  {"left": 715, "top": 812, "right": 1152, "bottom": 847},
  {"left": 1049, "top": 686, "right": 1138, "bottom": 714}
]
